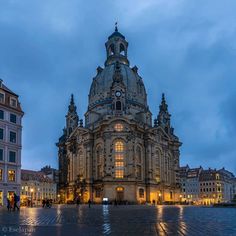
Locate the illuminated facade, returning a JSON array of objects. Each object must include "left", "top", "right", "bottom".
[
  {"left": 57, "top": 27, "right": 181, "bottom": 204},
  {"left": 21, "top": 170, "right": 57, "bottom": 206},
  {"left": 0, "top": 80, "right": 24, "bottom": 207}
]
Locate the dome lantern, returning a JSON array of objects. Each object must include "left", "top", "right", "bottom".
[{"left": 105, "top": 24, "right": 129, "bottom": 66}]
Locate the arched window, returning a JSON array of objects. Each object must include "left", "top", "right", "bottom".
[
  {"left": 96, "top": 146, "right": 102, "bottom": 179},
  {"left": 136, "top": 146, "right": 142, "bottom": 164},
  {"left": 109, "top": 44, "right": 115, "bottom": 56},
  {"left": 116, "top": 101, "right": 122, "bottom": 110},
  {"left": 136, "top": 146, "right": 142, "bottom": 180},
  {"left": 120, "top": 44, "right": 125, "bottom": 56},
  {"left": 78, "top": 151, "right": 83, "bottom": 176},
  {"left": 139, "top": 188, "right": 144, "bottom": 198},
  {"left": 114, "top": 140, "right": 125, "bottom": 178},
  {"left": 155, "top": 150, "right": 161, "bottom": 183}
]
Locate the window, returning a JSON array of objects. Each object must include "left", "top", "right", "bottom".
[
  {"left": 0, "top": 110, "right": 4, "bottom": 120},
  {"left": 115, "top": 170, "right": 124, "bottom": 178},
  {"left": 10, "top": 98, "right": 17, "bottom": 107},
  {"left": 116, "top": 101, "right": 122, "bottom": 111},
  {"left": 10, "top": 114, "right": 17, "bottom": 123},
  {"left": 114, "top": 140, "right": 124, "bottom": 179},
  {"left": 9, "top": 151, "right": 16, "bottom": 163},
  {"left": 96, "top": 147, "right": 102, "bottom": 179},
  {"left": 0, "top": 93, "right": 5, "bottom": 103},
  {"left": 139, "top": 188, "right": 144, "bottom": 198},
  {"left": 114, "top": 123, "right": 124, "bottom": 132},
  {"left": 10, "top": 131, "right": 16, "bottom": 143},
  {"left": 95, "top": 189, "right": 101, "bottom": 198},
  {"left": 0, "top": 149, "right": 3, "bottom": 161},
  {"left": 0, "top": 129, "right": 3, "bottom": 140},
  {"left": 0, "top": 169, "right": 2, "bottom": 181},
  {"left": 8, "top": 170, "right": 16, "bottom": 181}
]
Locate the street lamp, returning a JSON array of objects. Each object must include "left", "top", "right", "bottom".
[
  {"left": 158, "top": 193, "right": 162, "bottom": 204},
  {"left": 30, "top": 188, "right": 34, "bottom": 207}
]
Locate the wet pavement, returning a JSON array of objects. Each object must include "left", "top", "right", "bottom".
[{"left": 0, "top": 205, "right": 235, "bottom": 235}]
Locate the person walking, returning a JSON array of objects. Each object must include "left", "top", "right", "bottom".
[
  {"left": 7, "top": 198, "right": 11, "bottom": 211},
  {"left": 88, "top": 199, "right": 91, "bottom": 208},
  {"left": 13, "top": 193, "right": 20, "bottom": 211},
  {"left": 10, "top": 196, "right": 14, "bottom": 210}
]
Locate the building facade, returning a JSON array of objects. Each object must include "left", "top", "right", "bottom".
[
  {"left": 57, "top": 27, "right": 182, "bottom": 204},
  {"left": 180, "top": 166, "right": 235, "bottom": 205},
  {"left": 179, "top": 165, "right": 202, "bottom": 204},
  {"left": 0, "top": 80, "right": 24, "bottom": 206},
  {"left": 21, "top": 169, "right": 57, "bottom": 206}
]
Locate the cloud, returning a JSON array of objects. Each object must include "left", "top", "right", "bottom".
[{"left": 0, "top": 0, "right": 235, "bottom": 174}]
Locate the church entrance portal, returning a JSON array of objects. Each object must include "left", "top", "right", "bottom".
[{"left": 116, "top": 187, "right": 124, "bottom": 202}]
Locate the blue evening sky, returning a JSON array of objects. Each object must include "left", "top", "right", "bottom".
[{"left": 0, "top": 0, "right": 235, "bottom": 173}]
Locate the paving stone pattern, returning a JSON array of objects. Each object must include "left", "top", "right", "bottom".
[{"left": 0, "top": 205, "right": 235, "bottom": 236}]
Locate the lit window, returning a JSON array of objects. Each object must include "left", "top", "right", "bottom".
[
  {"left": 114, "top": 140, "right": 125, "bottom": 179},
  {"left": 114, "top": 123, "right": 124, "bottom": 132},
  {"left": 10, "top": 98, "right": 17, "bottom": 107},
  {"left": 139, "top": 188, "right": 144, "bottom": 198},
  {"left": 10, "top": 131, "right": 16, "bottom": 143},
  {"left": 0, "top": 93, "right": 5, "bottom": 103},
  {"left": 10, "top": 114, "right": 17, "bottom": 123},
  {"left": 115, "top": 162, "right": 124, "bottom": 167},
  {"left": 115, "top": 170, "right": 124, "bottom": 178},
  {"left": 115, "top": 141, "right": 124, "bottom": 152},
  {"left": 8, "top": 170, "right": 16, "bottom": 182},
  {"left": 115, "top": 154, "right": 123, "bottom": 160},
  {"left": 0, "top": 169, "right": 2, "bottom": 181}
]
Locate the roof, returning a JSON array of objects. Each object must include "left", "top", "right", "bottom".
[
  {"left": 21, "top": 169, "right": 54, "bottom": 183},
  {"left": 108, "top": 30, "right": 125, "bottom": 40}
]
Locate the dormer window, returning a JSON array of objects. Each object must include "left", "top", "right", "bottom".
[
  {"left": 10, "top": 97, "right": 17, "bottom": 107},
  {"left": 0, "top": 93, "right": 5, "bottom": 103}
]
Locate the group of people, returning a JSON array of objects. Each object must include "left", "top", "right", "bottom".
[
  {"left": 7, "top": 193, "right": 20, "bottom": 211},
  {"left": 42, "top": 199, "right": 52, "bottom": 208}
]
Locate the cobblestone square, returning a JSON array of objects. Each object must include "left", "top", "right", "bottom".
[{"left": 0, "top": 205, "right": 235, "bottom": 236}]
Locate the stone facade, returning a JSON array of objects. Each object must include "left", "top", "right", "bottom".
[
  {"left": 57, "top": 27, "right": 182, "bottom": 204},
  {"left": 0, "top": 80, "right": 24, "bottom": 207}
]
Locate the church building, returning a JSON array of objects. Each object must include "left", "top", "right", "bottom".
[{"left": 57, "top": 26, "right": 182, "bottom": 204}]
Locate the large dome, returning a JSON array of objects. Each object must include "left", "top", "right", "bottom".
[
  {"left": 85, "top": 28, "right": 152, "bottom": 127},
  {"left": 89, "top": 63, "right": 147, "bottom": 108}
]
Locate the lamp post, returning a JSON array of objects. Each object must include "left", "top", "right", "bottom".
[
  {"left": 158, "top": 193, "right": 162, "bottom": 205},
  {"left": 30, "top": 188, "right": 34, "bottom": 207}
]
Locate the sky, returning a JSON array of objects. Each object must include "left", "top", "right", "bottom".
[{"left": 0, "top": 0, "right": 235, "bottom": 173}]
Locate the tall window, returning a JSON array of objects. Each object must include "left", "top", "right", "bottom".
[
  {"left": 0, "top": 169, "right": 2, "bottom": 181},
  {"left": 114, "top": 140, "right": 124, "bottom": 178},
  {"left": 96, "top": 147, "right": 102, "bottom": 179},
  {"left": 155, "top": 151, "right": 161, "bottom": 183},
  {"left": 10, "top": 98, "right": 17, "bottom": 107},
  {"left": 0, "top": 93, "right": 5, "bottom": 103},
  {"left": 116, "top": 101, "right": 122, "bottom": 111},
  {"left": 0, "top": 149, "right": 3, "bottom": 161},
  {"left": 10, "top": 114, "right": 17, "bottom": 123},
  {"left": 0, "top": 128, "right": 3, "bottom": 140},
  {"left": 10, "top": 131, "right": 16, "bottom": 143},
  {"left": 8, "top": 170, "right": 16, "bottom": 182},
  {"left": 78, "top": 151, "right": 83, "bottom": 176},
  {"left": 136, "top": 146, "right": 142, "bottom": 180},
  {"left": 0, "top": 110, "right": 4, "bottom": 120},
  {"left": 9, "top": 151, "right": 16, "bottom": 163}
]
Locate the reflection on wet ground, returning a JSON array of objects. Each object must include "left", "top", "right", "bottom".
[{"left": 0, "top": 205, "right": 235, "bottom": 235}]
